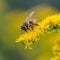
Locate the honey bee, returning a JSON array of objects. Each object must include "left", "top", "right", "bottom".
[{"left": 21, "top": 11, "right": 38, "bottom": 32}]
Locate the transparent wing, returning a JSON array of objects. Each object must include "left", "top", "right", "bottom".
[
  {"left": 29, "top": 11, "right": 35, "bottom": 18},
  {"left": 26, "top": 11, "right": 35, "bottom": 21}
]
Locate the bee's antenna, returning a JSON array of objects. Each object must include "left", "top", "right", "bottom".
[{"left": 26, "top": 11, "right": 35, "bottom": 21}]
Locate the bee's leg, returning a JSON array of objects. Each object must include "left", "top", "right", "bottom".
[
  {"left": 31, "top": 26, "right": 33, "bottom": 29},
  {"left": 26, "top": 25, "right": 31, "bottom": 31},
  {"left": 24, "top": 29, "right": 27, "bottom": 32},
  {"left": 30, "top": 24, "right": 33, "bottom": 30},
  {"left": 27, "top": 27, "right": 30, "bottom": 31}
]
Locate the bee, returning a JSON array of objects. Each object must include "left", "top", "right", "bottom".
[{"left": 21, "top": 11, "right": 38, "bottom": 32}]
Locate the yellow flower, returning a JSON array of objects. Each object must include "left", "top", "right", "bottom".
[
  {"left": 50, "top": 57, "right": 58, "bottom": 60},
  {"left": 50, "top": 39, "right": 60, "bottom": 60},
  {"left": 16, "top": 13, "right": 60, "bottom": 49}
]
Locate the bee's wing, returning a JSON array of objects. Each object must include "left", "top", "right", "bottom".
[
  {"left": 29, "top": 11, "right": 35, "bottom": 18},
  {"left": 26, "top": 11, "right": 35, "bottom": 21}
]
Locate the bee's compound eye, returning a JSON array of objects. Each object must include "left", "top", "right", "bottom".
[{"left": 21, "top": 26, "right": 26, "bottom": 29}]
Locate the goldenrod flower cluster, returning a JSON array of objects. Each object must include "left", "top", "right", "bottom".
[
  {"left": 16, "top": 13, "right": 60, "bottom": 49},
  {"left": 50, "top": 40, "right": 60, "bottom": 60}
]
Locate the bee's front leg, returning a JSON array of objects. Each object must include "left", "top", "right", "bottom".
[{"left": 30, "top": 24, "right": 34, "bottom": 30}]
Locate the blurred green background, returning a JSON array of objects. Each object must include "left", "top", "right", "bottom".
[{"left": 0, "top": 0, "right": 60, "bottom": 60}]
